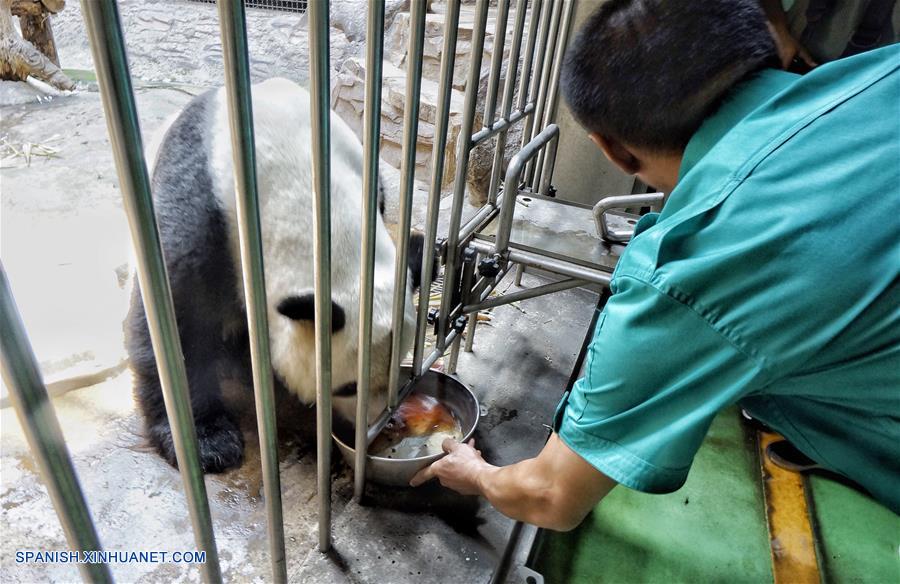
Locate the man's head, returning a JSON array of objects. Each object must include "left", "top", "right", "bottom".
[{"left": 562, "top": 0, "right": 778, "bottom": 190}]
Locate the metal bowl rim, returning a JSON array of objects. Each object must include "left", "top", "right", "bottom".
[{"left": 331, "top": 373, "right": 480, "bottom": 463}]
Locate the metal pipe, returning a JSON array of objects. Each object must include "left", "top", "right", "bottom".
[
  {"left": 463, "top": 310, "right": 479, "bottom": 353},
  {"left": 458, "top": 198, "right": 501, "bottom": 245},
  {"left": 516, "top": 0, "right": 542, "bottom": 112},
  {"left": 436, "top": 0, "right": 490, "bottom": 349},
  {"left": 489, "top": 521, "right": 525, "bottom": 584},
  {"left": 470, "top": 105, "right": 533, "bottom": 146},
  {"left": 388, "top": 0, "right": 427, "bottom": 408},
  {"left": 307, "top": 0, "right": 333, "bottom": 553},
  {"left": 463, "top": 277, "right": 586, "bottom": 313},
  {"left": 80, "top": 3, "right": 222, "bottom": 580},
  {"left": 537, "top": 131, "right": 560, "bottom": 196},
  {"left": 353, "top": 0, "right": 386, "bottom": 502},
  {"left": 472, "top": 261, "right": 514, "bottom": 304},
  {"left": 482, "top": 0, "right": 511, "bottom": 129},
  {"left": 592, "top": 193, "right": 666, "bottom": 242},
  {"left": 423, "top": 328, "right": 460, "bottom": 373},
  {"left": 532, "top": 0, "right": 574, "bottom": 190},
  {"left": 413, "top": 0, "right": 462, "bottom": 377},
  {"left": 494, "top": 124, "right": 559, "bottom": 255},
  {"left": 486, "top": 0, "right": 529, "bottom": 207},
  {"left": 464, "top": 250, "right": 483, "bottom": 353},
  {"left": 524, "top": 0, "right": 563, "bottom": 185},
  {"left": 518, "top": 0, "right": 553, "bottom": 155},
  {"left": 447, "top": 252, "right": 477, "bottom": 374},
  {"left": 470, "top": 239, "right": 613, "bottom": 286},
  {"left": 514, "top": 263, "right": 525, "bottom": 286},
  {"left": 215, "top": 1, "right": 285, "bottom": 580},
  {"left": 0, "top": 266, "right": 112, "bottom": 584}
]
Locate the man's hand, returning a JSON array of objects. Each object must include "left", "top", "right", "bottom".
[
  {"left": 409, "top": 438, "right": 493, "bottom": 495},
  {"left": 410, "top": 433, "right": 618, "bottom": 531},
  {"left": 770, "top": 23, "right": 817, "bottom": 70}
]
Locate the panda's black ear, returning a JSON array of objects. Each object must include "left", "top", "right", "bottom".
[
  {"left": 277, "top": 294, "right": 346, "bottom": 333},
  {"left": 406, "top": 230, "right": 436, "bottom": 291}
]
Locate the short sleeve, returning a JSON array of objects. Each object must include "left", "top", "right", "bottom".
[{"left": 558, "top": 275, "right": 767, "bottom": 493}]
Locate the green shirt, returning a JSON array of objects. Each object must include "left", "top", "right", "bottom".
[{"left": 556, "top": 45, "right": 900, "bottom": 512}]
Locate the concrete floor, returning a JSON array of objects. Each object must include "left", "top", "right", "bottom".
[{"left": 1, "top": 81, "right": 600, "bottom": 582}]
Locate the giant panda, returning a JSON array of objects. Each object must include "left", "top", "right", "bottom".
[{"left": 125, "top": 78, "right": 428, "bottom": 473}]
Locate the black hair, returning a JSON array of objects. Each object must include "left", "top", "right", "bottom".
[{"left": 561, "top": 0, "right": 779, "bottom": 152}]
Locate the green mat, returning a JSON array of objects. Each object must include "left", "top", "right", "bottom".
[{"left": 533, "top": 407, "right": 899, "bottom": 583}]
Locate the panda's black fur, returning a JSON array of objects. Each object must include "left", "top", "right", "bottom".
[{"left": 126, "top": 79, "right": 428, "bottom": 473}]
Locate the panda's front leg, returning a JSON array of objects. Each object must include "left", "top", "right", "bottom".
[
  {"left": 134, "top": 357, "right": 245, "bottom": 474},
  {"left": 127, "top": 295, "right": 245, "bottom": 473}
]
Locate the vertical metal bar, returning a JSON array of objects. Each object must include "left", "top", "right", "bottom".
[
  {"left": 447, "top": 252, "right": 476, "bottom": 373},
  {"left": 514, "top": 263, "right": 525, "bottom": 286},
  {"left": 486, "top": 0, "right": 530, "bottom": 206},
  {"left": 0, "top": 266, "right": 113, "bottom": 584},
  {"left": 533, "top": 0, "right": 574, "bottom": 190},
  {"left": 215, "top": 2, "right": 286, "bottom": 581},
  {"left": 413, "top": 0, "right": 462, "bottom": 376},
  {"left": 495, "top": 124, "right": 559, "bottom": 255},
  {"left": 482, "top": 0, "right": 511, "bottom": 129},
  {"left": 354, "top": 0, "right": 386, "bottom": 501},
  {"left": 524, "top": 0, "right": 563, "bottom": 185},
  {"left": 80, "top": 3, "right": 222, "bottom": 581},
  {"left": 387, "top": 0, "right": 427, "bottom": 407},
  {"left": 436, "top": 0, "right": 490, "bottom": 348},
  {"left": 518, "top": 0, "right": 553, "bottom": 155},
  {"left": 307, "top": 0, "right": 333, "bottom": 554},
  {"left": 537, "top": 132, "right": 560, "bottom": 196},
  {"left": 516, "top": 0, "right": 542, "bottom": 113},
  {"left": 463, "top": 309, "right": 479, "bottom": 353}
]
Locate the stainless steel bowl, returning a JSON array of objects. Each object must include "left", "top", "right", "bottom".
[{"left": 332, "top": 370, "right": 480, "bottom": 486}]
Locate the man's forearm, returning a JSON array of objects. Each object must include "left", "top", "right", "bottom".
[
  {"left": 476, "top": 458, "right": 583, "bottom": 531},
  {"left": 410, "top": 434, "right": 617, "bottom": 531}
]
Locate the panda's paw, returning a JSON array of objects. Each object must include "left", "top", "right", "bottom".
[
  {"left": 148, "top": 415, "right": 244, "bottom": 473},
  {"left": 196, "top": 415, "right": 245, "bottom": 473}
]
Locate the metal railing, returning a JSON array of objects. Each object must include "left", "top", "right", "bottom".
[{"left": 0, "top": 0, "right": 609, "bottom": 581}]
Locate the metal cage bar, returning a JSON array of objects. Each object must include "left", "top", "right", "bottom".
[
  {"left": 482, "top": 0, "right": 511, "bottom": 129},
  {"left": 532, "top": 0, "right": 575, "bottom": 191},
  {"left": 524, "top": 0, "right": 563, "bottom": 186},
  {"left": 436, "top": 0, "right": 490, "bottom": 348},
  {"left": 354, "top": 0, "right": 387, "bottom": 502},
  {"left": 412, "top": 0, "right": 462, "bottom": 377},
  {"left": 516, "top": 0, "right": 542, "bottom": 113},
  {"left": 518, "top": 0, "right": 553, "bottom": 157},
  {"left": 307, "top": 0, "right": 333, "bottom": 554},
  {"left": 80, "top": 2, "right": 223, "bottom": 581},
  {"left": 387, "top": 0, "right": 428, "bottom": 409},
  {"left": 214, "top": 2, "right": 287, "bottom": 581},
  {"left": 0, "top": 266, "right": 113, "bottom": 584},
  {"left": 486, "top": 0, "right": 530, "bottom": 207}
]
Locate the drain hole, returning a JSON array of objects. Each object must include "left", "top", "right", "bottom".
[{"left": 522, "top": 197, "right": 532, "bottom": 202}]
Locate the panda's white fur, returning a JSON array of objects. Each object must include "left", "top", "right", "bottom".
[
  {"left": 207, "top": 78, "right": 415, "bottom": 418},
  {"left": 127, "top": 78, "right": 418, "bottom": 471}
]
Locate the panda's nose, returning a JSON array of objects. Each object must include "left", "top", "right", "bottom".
[{"left": 276, "top": 294, "right": 346, "bottom": 333}]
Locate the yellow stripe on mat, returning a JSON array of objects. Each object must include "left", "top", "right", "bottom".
[{"left": 757, "top": 430, "right": 821, "bottom": 584}]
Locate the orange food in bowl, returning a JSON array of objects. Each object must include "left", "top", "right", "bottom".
[{"left": 391, "top": 394, "right": 458, "bottom": 436}]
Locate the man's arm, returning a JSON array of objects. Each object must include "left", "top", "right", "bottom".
[
  {"left": 759, "top": 0, "right": 817, "bottom": 69},
  {"left": 410, "top": 433, "right": 617, "bottom": 532}
]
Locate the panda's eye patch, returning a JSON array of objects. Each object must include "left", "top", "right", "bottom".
[{"left": 277, "top": 294, "right": 346, "bottom": 333}]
